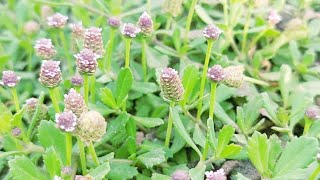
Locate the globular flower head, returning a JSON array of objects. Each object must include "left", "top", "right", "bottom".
[
  {"left": 74, "top": 48, "right": 99, "bottom": 75},
  {"left": 121, "top": 23, "right": 141, "bottom": 38},
  {"left": 11, "top": 127, "right": 22, "bottom": 137},
  {"left": 163, "top": 0, "right": 183, "bottom": 17},
  {"left": 0, "top": 71, "right": 21, "bottom": 87},
  {"left": 25, "top": 98, "right": 48, "bottom": 122},
  {"left": 203, "top": 24, "right": 222, "bottom": 40},
  {"left": 108, "top": 17, "right": 121, "bottom": 29},
  {"left": 39, "top": 60, "right": 62, "bottom": 88},
  {"left": 171, "top": 170, "right": 190, "bottom": 180},
  {"left": 207, "top": 65, "right": 226, "bottom": 83},
  {"left": 61, "top": 166, "right": 73, "bottom": 177},
  {"left": 71, "top": 74, "right": 84, "bottom": 87},
  {"left": 305, "top": 106, "right": 320, "bottom": 120},
  {"left": 34, "top": 38, "right": 56, "bottom": 59},
  {"left": 205, "top": 169, "right": 227, "bottom": 180},
  {"left": 76, "top": 111, "right": 107, "bottom": 144},
  {"left": 268, "top": 10, "right": 282, "bottom": 25},
  {"left": 160, "top": 68, "right": 184, "bottom": 102},
  {"left": 84, "top": 27, "right": 104, "bottom": 56},
  {"left": 24, "top": 21, "right": 39, "bottom": 35},
  {"left": 64, "top": 88, "right": 87, "bottom": 117},
  {"left": 55, "top": 111, "right": 77, "bottom": 132},
  {"left": 47, "top": 13, "right": 68, "bottom": 28},
  {"left": 222, "top": 66, "right": 244, "bottom": 88},
  {"left": 70, "top": 22, "right": 84, "bottom": 39},
  {"left": 138, "top": 12, "right": 153, "bottom": 36}
]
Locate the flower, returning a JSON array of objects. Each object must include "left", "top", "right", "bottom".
[
  {"left": 205, "top": 169, "right": 227, "bottom": 180},
  {"left": 70, "top": 22, "right": 84, "bottom": 39},
  {"left": 39, "top": 60, "right": 62, "bottom": 88},
  {"left": 84, "top": 27, "right": 104, "bottom": 56},
  {"left": 268, "top": 10, "right": 282, "bottom": 25},
  {"left": 34, "top": 38, "right": 56, "bottom": 59},
  {"left": 203, "top": 24, "right": 222, "bottom": 40},
  {"left": 47, "top": 13, "right": 68, "bottom": 28},
  {"left": 76, "top": 111, "right": 107, "bottom": 144},
  {"left": 74, "top": 48, "right": 99, "bottom": 75},
  {"left": 55, "top": 111, "right": 77, "bottom": 132},
  {"left": 160, "top": 68, "right": 184, "bottom": 102},
  {"left": 64, "top": 88, "right": 87, "bottom": 117},
  {"left": 121, "top": 23, "right": 141, "bottom": 38},
  {"left": 207, "top": 65, "right": 226, "bottom": 83},
  {"left": 163, "top": 0, "right": 183, "bottom": 17},
  {"left": 108, "top": 17, "right": 121, "bottom": 29},
  {"left": 171, "top": 170, "right": 190, "bottom": 180},
  {"left": 24, "top": 21, "right": 39, "bottom": 35},
  {"left": 61, "top": 166, "right": 73, "bottom": 177},
  {"left": 305, "top": 106, "right": 320, "bottom": 120},
  {"left": 71, "top": 74, "right": 84, "bottom": 87},
  {"left": 0, "top": 71, "right": 21, "bottom": 87},
  {"left": 222, "top": 66, "right": 244, "bottom": 88},
  {"left": 11, "top": 127, "right": 21, "bottom": 137},
  {"left": 138, "top": 12, "right": 153, "bottom": 36}
]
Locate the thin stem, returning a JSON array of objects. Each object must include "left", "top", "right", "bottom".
[
  {"left": 11, "top": 87, "right": 20, "bottom": 112},
  {"left": 141, "top": 39, "right": 147, "bottom": 82},
  {"left": 125, "top": 38, "right": 132, "bottom": 68},
  {"left": 202, "top": 128, "right": 210, "bottom": 161},
  {"left": 303, "top": 118, "right": 312, "bottom": 136},
  {"left": 165, "top": 15, "right": 172, "bottom": 30},
  {"left": 309, "top": 165, "right": 320, "bottom": 180},
  {"left": 165, "top": 102, "right": 175, "bottom": 148},
  {"left": 48, "top": 88, "right": 60, "bottom": 113},
  {"left": 90, "top": 76, "right": 96, "bottom": 103},
  {"left": 196, "top": 40, "right": 213, "bottom": 121},
  {"left": 65, "top": 132, "right": 72, "bottom": 166},
  {"left": 241, "top": 5, "right": 252, "bottom": 54},
  {"left": 59, "top": 31, "right": 73, "bottom": 75},
  {"left": 105, "top": 29, "right": 115, "bottom": 71},
  {"left": 77, "top": 137, "right": 87, "bottom": 175},
  {"left": 184, "top": 0, "right": 199, "bottom": 45},
  {"left": 27, "top": 92, "right": 45, "bottom": 140},
  {"left": 83, "top": 75, "right": 89, "bottom": 105},
  {"left": 243, "top": 76, "right": 269, "bottom": 86},
  {"left": 89, "top": 141, "right": 100, "bottom": 166}
]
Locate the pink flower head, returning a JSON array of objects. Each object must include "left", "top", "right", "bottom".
[
  {"left": 47, "top": 13, "right": 68, "bottom": 28},
  {"left": 0, "top": 71, "right": 21, "bottom": 87}
]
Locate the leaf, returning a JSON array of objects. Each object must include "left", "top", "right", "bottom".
[
  {"left": 132, "top": 82, "right": 160, "bottom": 94},
  {"left": 192, "top": 124, "right": 206, "bottom": 148},
  {"left": 107, "top": 161, "right": 138, "bottom": 180},
  {"left": 181, "top": 65, "right": 199, "bottom": 105},
  {"left": 11, "top": 106, "right": 25, "bottom": 127},
  {"left": 137, "top": 149, "right": 166, "bottom": 169},
  {"left": 261, "top": 93, "right": 281, "bottom": 125},
  {"left": 189, "top": 163, "right": 205, "bottom": 180},
  {"left": 43, "top": 147, "right": 61, "bottom": 178},
  {"left": 215, "top": 125, "right": 235, "bottom": 158},
  {"left": 116, "top": 67, "right": 133, "bottom": 106},
  {"left": 0, "top": 98, "right": 12, "bottom": 134},
  {"left": 132, "top": 116, "right": 164, "bottom": 128},
  {"left": 8, "top": 156, "right": 48, "bottom": 180},
  {"left": 100, "top": 87, "right": 117, "bottom": 109},
  {"left": 151, "top": 173, "right": 171, "bottom": 180},
  {"left": 219, "top": 144, "right": 242, "bottom": 159},
  {"left": 88, "top": 162, "right": 110, "bottom": 180},
  {"left": 172, "top": 107, "right": 202, "bottom": 158},
  {"left": 279, "top": 64, "right": 292, "bottom": 108},
  {"left": 37, "top": 121, "right": 66, "bottom": 163},
  {"left": 273, "top": 136, "right": 318, "bottom": 176}
]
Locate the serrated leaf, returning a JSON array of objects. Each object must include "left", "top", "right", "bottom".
[
  {"left": 215, "top": 125, "right": 235, "bottom": 158},
  {"left": 100, "top": 87, "right": 117, "bottom": 109},
  {"left": 88, "top": 162, "right": 110, "bottom": 180},
  {"left": 132, "top": 116, "right": 164, "bottom": 128},
  {"left": 43, "top": 147, "right": 61, "bottom": 178},
  {"left": 107, "top": 162, "right": 138, "bottom": 180},
  {"left": 138, "top": 149, "right": 166, "bottom": 169},
  {"left": 116, "top": 67, "right": 133, "bottom": 106}
]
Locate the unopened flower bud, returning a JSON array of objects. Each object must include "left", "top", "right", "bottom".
[
  {"left": 203, "top": 24, "right": 222, "bottom": 40},
  {"left": 76, "top": 111, "right": 106, "bottom": 144},
  {"left": 160, "top": 68, "right": 184, "bottom": 102},
  {"left": 0, "top": 71, "right": 21, "bottom": 87},
  {"left": 64, "top": 88, "right": 87, "bottom": 117},
  {"left": 55, "top": 111, "right": 77, "bottom": 132},
  {"left": 163, "top": 0, "right": 183, "bottom": 17},
  {"left": 39, "top": 60, "right": 62, "bottom": 88},
  {"left": 172, "top": 170, "right": 190, "bottom": 180},
  {"left": 41, "top": 5, "right": 53, "bottom": 20},
  {"left": 25, "top": 98, "right": 48, "bottom": 122},
  {"left": 108, "top": 17, "right": 121, "bottom": 29},
  {"left": 24, "top": 21, "right": 39, "bottom": 35},
  {"left": 71, "top": 74, "right": 84, "bottom": 87},
  {"left": 75, "top": 175, "right": 93, "bottom": 180},
  {"left": 268, "top": 10, "right": 282, "bottom": 26},
  {"left": 47, "top": 13, "right": 68, "bottom": 28},
  {"left": 61, "top": 166, "right": 73, "bottom": 177},
  {"left": 121, "top": 23, "right": 141, "bottom": 38},
  {"left": 222, "top": 66, "right": 244, "bottom": 88},
  {"left": 84, "top": 27, "right": 104, "bottom": 56},
  {"left": 205, "top": 169, "right": 227, "bottom": 180},
  {"left": 70, "top": 23, "right": 84, "bottom": 39},
  {"left": 11, "top": 127, "right": 21, "bottom": 137},
  {"left": 34, "top": 38, "right": 56, "bottom": 59},
  {"left": 138, "top": 12, "right": 153, "bottom": 36},
  {"left": 74, "top": 48, "right": 99, "bottom": 75},
  {"left": 207, "top": 65, "right": 225, "bottom": 83},
  {"left": 305, "top": 106, "right": 320, "bottom": 120}
]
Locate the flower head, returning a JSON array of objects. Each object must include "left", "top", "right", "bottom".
[
  {"left": 34, "top": 38, "right": 56, "bottom": 59},
  {"left": 268, "top": 10, "right": 282, "bottom": 25},
  {"left": 305, "top": 106, "right": 320, "bottom": 120},
  {"left": 222, "top": 66, "right": 244, "bottom": 88},
  {"left": 84, "top": 27, "right": 104, "bottom": 56},
  {"left": 207, "top": 65, "right": 226, "bottom": 83},
  {"left": 11, "top": 127, "right": 22, "bottom": 137},
  {"left": 24, "top": 21, "right": 39, "bottom": 35},
  {"left": 121, "top": 23, "right": 141, "bottom": 38},
  {"left": 64, "top": 88, "right": 87, "bottom": 117},
  {"left": 70, "top": 22, "right": 84, "bottom": 39},
  {"left": 0, "top": 71, "right": 21, "bottom": 87},
  {"left": 108, "top": 17, "right": 121, "bottom": 29},
  {"left": 76, "top": 111, "right": 107, "bottom": 144},
  {"left": 71, "top": 74, "right": 84, "bottom": 87},
  {"left": 74, "top": 48, "right": 99, "bottom": 75},
  {"left": 55, "top": 111, "right": 77, "bottom": 132},
  {"left": 138, "top": 12, "right": 153, "bottom": 36},
  {"left": 39, "top": 60, "right": 62, "bottom": 88},
  {"left": 160, "top": 68, "right": 184, "bottom": 102},
  {"left": 47, "top": 13, "right": 68, "bottom": 28},
  {"left": 171, "top": 170, "right": 190, "bottom": 180},
  {"left": 203, "top": 24, "right": 222, "bottom": 40},
  {"left": 205, "top": 169, "right": 227, "bottom": 180}
]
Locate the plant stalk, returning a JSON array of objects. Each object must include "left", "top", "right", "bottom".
[
  {"left": 89, "top": 141, "right": 100, "bottom": 166},
  {"left": 11, "top": 87, "right": 20, "bottom": 112},
  {"left": 48, "top": 88, "right": 60, "bottom": 113},
  {"left": 125, "top": 38, "right": 132, "bottom": 68},
  {"left": 77, "top": 137, "right": 88, "bottom": 175},
  {"left": 105, "top": 29, "right": 115, "bottom": 71},
  {"left": 59, "top": 31, "right": 73, "bottom": 75},
  {"left": 309, "top": 165, "right": 320, "bottom": 180},
  {"left": 141, "top": 38, "right": 147, "bottom": 82},
  {"left": 184, "top": 0, "right": 199, "bottom": 45},
  {"left": 165, "top": 102, "right": 175, "bottom": 148},
  {"left": 83, "top": 75, "right": 89, "bottom": 105},
  {"left": 90, "top": 76, "right": 96, "bottom": 103},
  {"left": 66, "top": 132, "right": 72, "bottom": 166}
]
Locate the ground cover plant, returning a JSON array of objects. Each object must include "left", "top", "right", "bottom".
[{"left": 1, "top": 0, "right": 320, "bottom": 179}]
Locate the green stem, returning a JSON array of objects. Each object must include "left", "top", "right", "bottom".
[
  {"left": 77, "top": 137, "right": 87, "bottom": 175},
  {"left": 165, "top": 15, "right": 172, "bottom": 30},
  {"left": 125, "top": 38, "right": 131, "bottom": 68},
  {"left": 88, "top": 141, "right": 100, "bottom": 166},
  {"left": 27, "top": 92, "right": 45, "bottom": 140},
  {"left": 65, "top": 132, "right": 72, "bottom": 166},
  {"left": 11, "top": 87, "right": 20, "bottom": 112},
  {"left": 59, "top": 31, "right": 73, "bottom": 75},
  {"left": 243, "top": 76, "right": 269, "bottom": 86},
  {"left": 165, "top": 102, "right": 175, "bottom": 148},
  {"left": 90, "top": 76, "right": 96, "bottom": 103},
  {"left": 241, "top": 5, "right": 252, "bottom": 54},
  {"left": 141, "top": 38, "right": 147, "bottom": 82},
  {"left": 105, "top": 29, "right": 115, "bottom": 71},
  {"left": 309, "top": 165, "right": 320, "bottom": 180},
  {"left": 303, "top": 118, "right": 312, "bottom": 135},
  {"left": 196, "top": 40, "right": 213, "bottom": 121},
  {"left": 83, "top": 75, "right": 89, "bottom": 105},
  {"left": 48, "top": 88, "right": 60, "bottom": 113},
  {"left": 183, "top": 0, "right": 199, "bottom": 45}
]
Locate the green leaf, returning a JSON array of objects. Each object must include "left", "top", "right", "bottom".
[
  {"left": 88, "top": 162, "right": 110, "bottom": 180},
  {"left": 132, "top": 82, "right": 160, "bottom": 94},
  {"left": 116, "top": 67, "right": 133, "bottom": 106},
  {"left": 151, "top": 173, "right": 171, "bottom": 180},
  {"left": 132, "top": 116, "right": 164, "bottom": 128},
  {"left": 138, "top": 148, "right": 166, "bottom": 169},
  {"left": 11, "top": 106, "right": 25, "bottom": 127},
  {"left": 181, "top": 65, "right": 199, "bottom": 105},
  {"left": 189, "top": 163, "right": 205, "bottom": 180},
  {"left": 8, "top": 156, "right": 48, "bottom": 180},
  {"left": 172, "top": 107, "right": 202, "bottom": 158},
  {"left": 192, "top": 124, "right": 206, "bottom": 148},
  {"left": 0, "top": 98, "right": 12, "bottom": 134},
  {"left": 107, "top": 161, "right": 138, "bottom": 180},
  {"left": 100, "top": 87, "right": 118, "bottom": 109},
  {"left": 261, "top": 93, "right": 280, "bottom": 125},
  {"left": 273, "top": 136, "right": 318, "bottom": 176},
  {"left": 215, "top": 125, "right": 235, "bottom": 158},
  {"left": 219, "top": 144, "right": 242, "bottom": 159},
  {"left": 37, "top": 121, "right": 66, "bottom": 163},
  {"left": 43, "top": 147, "right": 61, "bottom": 178}
]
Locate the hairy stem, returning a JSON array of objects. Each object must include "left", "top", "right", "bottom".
[
  {"left": 89, "top": 141, "right": 100, "bottom": 166},
  {"left": 66, "top": 132, "right": 72, "bottom": 166},
  {"left": 11, "top": 87, "right": 20, "bottom": 112},
  {"left": 141, "top": 38, "right": 147, "bottom": 82},
  {"left": 83, "top": 75, "right": 89, "bottom": 105},
  {"left": 165, "top": 102, "right": 175, "bottom": 148},
  {"left": 90, "top": 76, "right": 96, "bottom": 103},
  {"left": 184, "top": 0, "right": 199, "bottom": 45},
  {"left": 77, "top": 137, "right": 87, "bottom": 175},
  {"left": 125, "top": 38, "right": 132, "bottom": 69}
]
